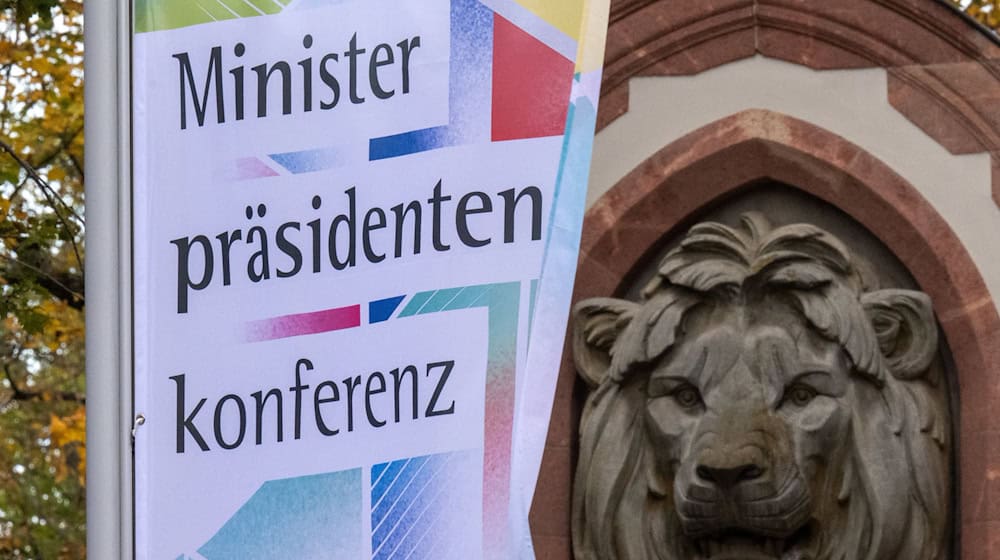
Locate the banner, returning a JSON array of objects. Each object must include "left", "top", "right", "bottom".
[{"left": 132, "top": 1, "right": 608, "bottom": 558}]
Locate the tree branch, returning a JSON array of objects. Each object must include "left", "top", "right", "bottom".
[
  {"left": 0, "top": 252, "right": 84, "bottom": 309},
  {"left": 67, "top": 152, "right": 83, "bottom": 182},
  {"left": 0, "top": 138, "right": 83, "bottom": 223},
  {"left": 27, "top": 123, "right": 83, "bottom": 172},
  {"left": 0, "top": 138, "right": 84, "bottom": 269}
]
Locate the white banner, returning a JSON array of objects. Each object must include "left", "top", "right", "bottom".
[{"left": 132, "top": 0, "right": 608, "bottom": 558}]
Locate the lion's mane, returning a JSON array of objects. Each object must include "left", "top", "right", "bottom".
[{"left": 571, "top": 214, "right": 951, "bottom": 560}]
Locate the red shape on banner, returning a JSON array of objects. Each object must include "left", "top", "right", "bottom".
[{"left": 491, "top": 15, "right": 574, "bottom": 142}]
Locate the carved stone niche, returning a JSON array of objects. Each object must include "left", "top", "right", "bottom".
[{"left": 570, "top": 185, "right": 955, "bottom": 560}]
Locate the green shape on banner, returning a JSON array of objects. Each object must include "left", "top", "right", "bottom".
[{"left": 134, "top": 0, "right": 288, "bottom": 33}]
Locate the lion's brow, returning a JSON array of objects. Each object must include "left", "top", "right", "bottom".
[
  {"left": 653, "top": 345, "right": 709, "bottom": 386},
  {"left": 758, "top": 341, "right": 841, "bottom": 396}
]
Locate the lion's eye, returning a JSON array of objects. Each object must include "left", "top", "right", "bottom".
[
  {"left": 671, "top": 385, "right": 702, "bottom": 409},
  {"left": 784, "top": 384, "right": 817, "bottom": 407}
]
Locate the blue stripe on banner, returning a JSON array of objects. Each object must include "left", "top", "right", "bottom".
[
  {"left": 369, "top": 296, "right": 405, "bottom": 323},
  {"left": 368, "top": 0, "right": 494, "bottom": 161},
  {"left": 269, "top": 147, "right": 341, "bottom": 173},
  {"left": 371, "top": 459, "right": 409, "bottom": 507},
  {"left": 371, "top": 462, "right": 389, "bottom": 485},
  {"left": 371, "top": 453, "right": 458, "bottom": 560},
  {"left": 372, "top": 456, "right": 430, "bottom": 525},
  {"left": 372, "top": 457, "right": 443, "bottom": 555},
  {"left": 369, "top": 126, "right": 451, "bottom": 161}
]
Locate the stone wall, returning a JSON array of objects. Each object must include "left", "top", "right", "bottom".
[{"left": 529, "top": 2, "right": 1000, "bottom": 558}]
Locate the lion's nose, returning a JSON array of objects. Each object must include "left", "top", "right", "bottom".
[{"left": 695, "top": 463, "right": 765, "bottom": 489}]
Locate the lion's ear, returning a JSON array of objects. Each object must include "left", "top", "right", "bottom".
[
  {"left": 861, "top": 289, "right": 938, "bottom": 380},
  {"left": 572, "top": 298, "right": 639, "bottom": 388}
]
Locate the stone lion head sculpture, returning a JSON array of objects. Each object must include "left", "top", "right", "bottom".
[{"left": 571, "top": 213, "right": 951, "bottom": 560}]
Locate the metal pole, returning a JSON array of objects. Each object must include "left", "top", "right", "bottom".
[{"left": 84, "top": 0, "right": 132, "bottom": 556}]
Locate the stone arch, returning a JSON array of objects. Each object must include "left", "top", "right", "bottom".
[
  {"left": 530, "top": 109, "right": 1000, "bottom": 558},
  {"left": 597, "top": 0, "right": 1000, "bottom": 205}
]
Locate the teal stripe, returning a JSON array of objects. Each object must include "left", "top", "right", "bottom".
[
  {"left": 441, "top": 285, "right": 489, "bottom": 311},
  {"left": 417, "top": 288, "right": 464, "bottom": 314},
  {"left": 398, "top": 292, "right": 434, "bottom": 317}
]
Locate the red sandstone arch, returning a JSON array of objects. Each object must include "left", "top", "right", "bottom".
[
  {"left": 529, "top": 109, "right": 1000, "bottom": 559},
  {"left": 596, "top": 0, "right": 1000, "bottom": 206}
]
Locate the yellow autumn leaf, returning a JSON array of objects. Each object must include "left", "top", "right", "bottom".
[
  {"left": 49, "top": 407, "right": 85, "bottom": 448},
  {"left": 46, "top": 166, "right": 66, "bottom": 183},
  {"left": 49, "top": 414, "right": 66, "bottom": 438}
]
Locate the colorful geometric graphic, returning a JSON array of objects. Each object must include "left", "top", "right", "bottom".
[
  {"left": 398, "top": 283, "right": 519, "bottom": 557},
  {"left": 371, "top": 451, "right": 479, "bottom": 560},
  {"left": 197, "top": 469, "right": 363, "bottom": 559},
  {"left": 135, "top": 0, "right": 587, "bottom": 42},
  {"left": 244, "top": 303, "right": 361, "bottom": 342},
  {"left": 368, "top": 295, "right": 406, "bottom": 324},
  {"left": 236, "top": 281, "right": 520, "bottom": 558},
  {"left": 367, "top": 0, "right": 494, "bottom": 161},
  {"left": 507, "top": 62, "right": 606, "bottom": 560},
  {"left": 511, "top": 0, "right": 585, "bottom": 40},
  {"left": 268, "top": 147, "right": 344, "bottom": 175},
  {"left": 230, "top": 157, "right": 279, "bottom": 180},
  {"left": 491, "top": 14, "right": 574, "bottom": 141},
  {"left": 135, "top": 0, "right": 290, "bottom": 34},
  {"left": 219, "top": 0, "right": 575, "bottom": 179},
  {"left": 139, "top": 0, "right": 609, "bottom": 556}
]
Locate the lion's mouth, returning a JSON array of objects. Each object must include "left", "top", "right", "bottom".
[{"left": 692, "top": 525, "right": 813, "bottom": 560}]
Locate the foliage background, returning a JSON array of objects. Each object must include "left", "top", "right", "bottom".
[
  {"left": 961, "top": 0, "right": 1000, "bottom": 29},
  {"left": 0, "top": 0, "right": 83, "bottom": 557},
  {"left": 0, "top": 0, "right": 992, "bottom": 558}
]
